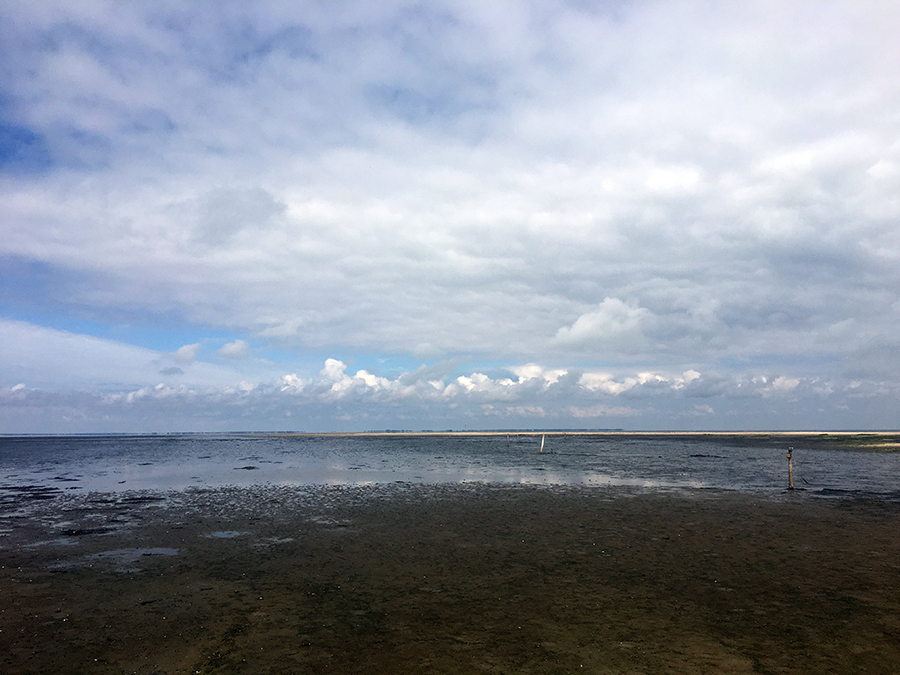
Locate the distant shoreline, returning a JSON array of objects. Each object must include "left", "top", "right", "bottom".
[
  {"left": 256, "top": 430, "right": 897, "bottom": 436},
  {"left": 253, "top": 430, "right": 900, "bottom": 451}
]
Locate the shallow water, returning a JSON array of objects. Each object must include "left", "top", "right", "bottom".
[{"left": 0, "top": 433, "right": 898, "bottom": 499}]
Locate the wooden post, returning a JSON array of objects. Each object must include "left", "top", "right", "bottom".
[{"left": 787, "top": 447, "right": 794, "bottom": 490}]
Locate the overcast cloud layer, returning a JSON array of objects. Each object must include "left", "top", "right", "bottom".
[{"left": 2, "top": 1, "right": 899, "bottom": 433}]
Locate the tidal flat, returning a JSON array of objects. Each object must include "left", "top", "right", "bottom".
[{"left": 2, "top": 483, "right": 899, "bottom": 674}]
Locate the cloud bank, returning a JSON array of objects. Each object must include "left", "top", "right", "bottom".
[{"left": 1, "top": 1, "right": 899, "bottom": 432}]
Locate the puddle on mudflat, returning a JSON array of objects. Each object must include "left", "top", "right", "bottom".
[
  {"left": 24, "top": 537, "right": 78, "bottom": 548},
  {"left": 308, "top": 516, "right": 351, "bottom": 526},
  {"left": 205, "top": 531, "right": 248, "bottom": 539},
  {"left": 48, "top": 547, "right": 180, "bottom": 573},
  {"left": 254, "top": 536, "right": 294, "bottom": 548}
]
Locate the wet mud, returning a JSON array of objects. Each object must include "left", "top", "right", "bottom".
[{"left": 1, "top": 483, "right": 899, "bottom": 674}]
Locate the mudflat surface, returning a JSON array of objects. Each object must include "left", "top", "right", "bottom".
[{"left": 1, "top": 483, "right": 899, "bottom": 674}]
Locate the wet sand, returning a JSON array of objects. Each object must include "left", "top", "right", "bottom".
[{"left": 2, "top": 483, "right": 899, "bottom": 674}]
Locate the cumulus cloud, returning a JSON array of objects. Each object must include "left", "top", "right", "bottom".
[
  {"left": 319, "top": 358, "right": 394, "bottom": 399},
  {"left": 2, "top": 339, "right": 897, "bottom": 432},
  {"left": 218, "top": 340, "right": 249, "bottom": 359},
  {"left": 508, "top": 364, "right": 568, "bottom": 385},
  {"left": 579, "top": 372, "right": 639, "bottom": 396},
  {"left": 554, "top": 298, "right": 653, "bottom": 351},
  {"left": 772, "top": 376, "right": 800, "bottom": 392},
  {"left": 280, "top": 373, "right": 306, "bottom": 393},
  {"left": 172, "top": 344, "right": 201, "bottom": 364},
  {"left": 577, "top": 370, "right": 700, "bottom": 395}
]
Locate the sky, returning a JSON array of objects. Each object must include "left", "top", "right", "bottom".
[{"left": 1, "top": 0, "right": 899, "bottom": 433}]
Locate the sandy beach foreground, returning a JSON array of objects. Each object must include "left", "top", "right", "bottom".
[{"left": 2, "top": 483, "right": 899, "bottom": 674}]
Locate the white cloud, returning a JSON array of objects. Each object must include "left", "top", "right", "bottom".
[
  {"left": 566, "top": 404, "right": 640, "bottom": 419},
  {"left": 644, "top": 165, "right": 703, "bottom": 194},
  {"left": 579, "top": 372, "right": 638, "bottom": 396},
  {"left": 0, "top": 319, "right": 263, "bottom": 392},
  {"left": 218, "top": 340, "right": 249, "bottom": 359},
  {"left": 504, "top": 405, "right": 547, "bottom": 418},
  {"left": 509, "top": 364, "right": 568, "bottom": 385},
  {"left": 578, "top": 369, "right": 705, "bottom": 396},
  {"left": 452, "top": 373, "right": 491, "bottom": 393},
  {"left": 280, "top": 373, "right": 306, "bottom": 393},
  {"left": 0, "top": 318, "right": 164, "bottom": 389},
  {"left": 772, "top": 376, "right": 800, "bottom": 391},
  {"left": 554, "top": 298, "right": 653, "bottom": 350},
  {"left": 319, "top": 358, "right": 393, "bottom": 399},
  {"left": 3, "top": 333, "right": 898, "bottom": 432},
  {"left": 673, "top": 370, "right": 701, "bottom": 389},
  {"left": 172, "top": 343, "right": 201, "bottom": 364}
]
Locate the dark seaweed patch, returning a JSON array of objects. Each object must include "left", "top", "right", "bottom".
[
  {"left": 0, "top": 485, "right": 64, "bottom": 502},
  {"left": 117, "top": 495, "right": 166, "bottom": 505}
]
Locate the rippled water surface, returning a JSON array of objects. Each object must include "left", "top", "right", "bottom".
[{"left": 1, "top": 434, "right": 898, "bottom": 498}]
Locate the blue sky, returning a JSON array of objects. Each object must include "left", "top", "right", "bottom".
[{"left": 2, "top": 0, "right": 899, "bottom": 433}]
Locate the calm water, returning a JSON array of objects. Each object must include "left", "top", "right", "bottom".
[{"left": 1, "top": 434, "right": 898, "bottom": 499}]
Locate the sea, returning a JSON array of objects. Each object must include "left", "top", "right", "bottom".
[{"left": 1, "top": 433, "right": 898, "bottom": 500}]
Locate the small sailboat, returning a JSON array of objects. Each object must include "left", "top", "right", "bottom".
[{"left": 539, "top": 434, "right": 545, "bottom": 453}]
